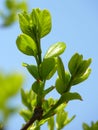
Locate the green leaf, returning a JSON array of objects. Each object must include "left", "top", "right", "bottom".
[
  {"left": 16, "top": 34, "right": 38, "bottom": 56},
  {"left": 5, "top": 0, "right": 16, "bottom": 10},
  {"left": 74, "top": 58, "right": 92, "bottom": 77},
  {"left": 22, "top": 63, "right": 39, "bottom": 80},
  {"left": 43, "top": 86, "right": 55, "bottom": 96},
  {"left": 82, "top": 121, "right": 98, "bottom": 130},
  {"left": 58, "top": 92, "right": 82, "bottom": 105},
  {"left": 39, "top": 58, "right": 56, "bottom": 80},
  {"left": 48, "top": 117, "right": 54, "bottom": 130},
  {"left": 46, "top": 66, "right": 56, "bottom": 80},
  {"left": 72, "top": 68, "right": 91, "bottom": 85},
  {"left": 56, "top": 57, "right": 66, "bottom": 83},
  {"left": 21, "top": 89, "right": 32, "bottom": 110},
  {"left": 19, "top": 8, "right": 51, "bottom": 40},
  {"left": 82, "top": 123, "right": 90, "bottom": 130},
  {"left": 39, "top": 9, "right": 52, "bottom": 38},
  {"left": 68, "top": 53, "right": 83, "bottom": 75},
  {"left": 55, "top": 77, "right": 66, "bottom": 94},
  {"left": 31, "top": 8, "right": 51, "bottom": 38},
  {"left": 2, "top": 13, "right": 16, "bottom": 26},
  {"left": 20, "top": 109, "right": 32, "bottom": 122},
  {"left": 32, "top": 81, "right": 39, "bottom": 94},
  {"left": 44, "top": 42, "right": 66, "bottom": 59},
  {"left": 68, "top": 53, "right": 92, "bottom": 77},
  {"left": 55, "top": 69, "right": 71, "bottom": 95},
  {"left": 56, "top": 109, "right": 75, "bottom": 129},
  {"left": 18, "top": 12, "right": 32, "bottom": 36}
]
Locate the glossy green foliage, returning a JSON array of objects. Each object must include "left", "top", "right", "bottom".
[
  {"left": 44, "top": 42, "right": 66, "bottom": 59},
  {"left": 72, "top": 68, "right": 91, "bottom": 85},
  {"left": 83, "top": 121, "right": 98, "bottom": 130},
  {"left": 68, "top": 53, "right": 91, "bottom": 77},
  {"left": 19, "top": 8, "right": 51, "bottom": 40},
  {"left": 0, "top": 0, "right": 28, "bottom": 27},
  {"left": 16, "top": 8, "right": 92, "bottom": 130},
  {"left": 16, "top": 34, "right": 38, "bottom": 56},
  {"left": 31, "top": 8, "right": 51, "bottom": 38},
  {"left": 68, "top": 53, "right": 92, "bottom": 86}
]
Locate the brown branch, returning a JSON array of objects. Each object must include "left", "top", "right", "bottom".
[{"left": 20, "top": 107, "right": 43, "bottom": 130}]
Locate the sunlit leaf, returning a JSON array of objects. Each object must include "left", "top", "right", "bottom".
[
  {"left": 72, "top": 68, "right": 91, "bottom": 85},
  {"left": 75, "top": 58, "right": 92, "bottom": 77},
  {"left": 46, "top": 66, "right": 56, "bottom": 80},
  {"left": 16, "top": 34, "right": 38, "bottom": 56},
  {"left": 44, "top": 42, "right": 66, "bottom": 59},
  {"left": 68, "top": 53, "right": 92, "bottom": 79},
  {"left": 18, "top": 11, "right": 31, "bottom": 35},
  {"left": 31, "top": 8, "right": 51, "bottom": 38},
  {"left": 39, "top": 9, "right": 51, "bottom": 38}
]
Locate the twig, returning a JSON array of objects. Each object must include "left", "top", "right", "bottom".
[{"left": 20, "top": 106, "right": 43, "bottom": 130}]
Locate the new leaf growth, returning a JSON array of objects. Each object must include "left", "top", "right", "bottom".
[{"left": 16, "top": 8, "right": 92, "bottom": 130}]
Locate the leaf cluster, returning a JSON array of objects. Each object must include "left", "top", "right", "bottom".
[
  {"left": 83, "top": 121, "right": 98, "bottom": 130},
  {"left": 16, "top": 8, "right": 92, "bottom": 130}
]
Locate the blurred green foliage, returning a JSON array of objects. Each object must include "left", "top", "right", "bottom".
[
  {"left": 0, "top": 72, "right": 23, "bottom": 129},
  {"left": 83, "top": 121, "right": 98, "bottom": 130},
  {"left": 0, "top": 0, "right": 28, "bottom": 27}
]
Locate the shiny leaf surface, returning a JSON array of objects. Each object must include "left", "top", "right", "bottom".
[
  {"left": 16, "top": 34, "right": 38, "bottom": 56},
  {"left": 44, "top": 42, "right": 66, "bottom": 59}
]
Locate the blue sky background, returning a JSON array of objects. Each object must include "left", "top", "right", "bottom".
[{"left": 0, "top": 0, "right": 98, "bottom": 130}]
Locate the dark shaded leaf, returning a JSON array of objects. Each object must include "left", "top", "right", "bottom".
[
  {"left": 55, "top": 77, "right": 66, "bottom": 94},
  {"left": 39, "top": 58, "right": 55, "bottom": 80},
  {"left": 58, "top": 92, "right": 82, "bottom": 105},
  {"left": 68, "top": 53, "right": 83, "bottom": 76},
  {"left": 22, "top": 63, "right": 39, "bottom": 80},
  {"left": 56, "top": 57, "right": 66, "bottom": 83}
]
